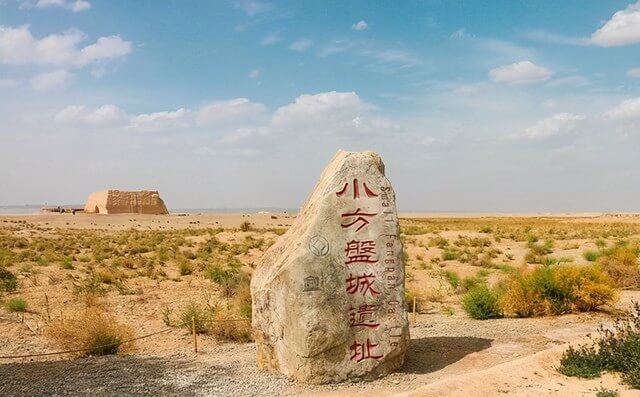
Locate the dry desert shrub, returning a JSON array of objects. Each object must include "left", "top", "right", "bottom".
[
  {"left": 48, "top": 307, "right": 134, "bottom": 356},
  {"left": 209, "top": 307, "right": 253, "bottom": 342},
  {"left": 597, "top": 246, "right": 640, "bottom": 289},
  {"left": 500, "top": 264, "right": 616, "bottom": 317}
]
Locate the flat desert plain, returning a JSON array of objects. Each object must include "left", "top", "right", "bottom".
[{"left": 1, "top": 212, "right": 640, "bottom": 397}]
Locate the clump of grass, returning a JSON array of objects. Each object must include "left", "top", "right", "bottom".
[
  {"left": 0, "top": 266, "right": 18, "bottom": 292},
  {"left": 525, "top": 240, "right": 554, "bottom": 263},
  {"left": 48, "top": 308, "right": 134, "bottom": 356},
  {"left": 462, "top": 284, "right": 503, "bottom": 320},
  {"left": 239, "top": 221, "right": 253, "bottom": 232},
  {"left": 583, "top": 250, "right": 600, "bottom": 262},
  {"left": 59, "top": 257, "right": 74, "bottom": 270},
  {"left": 176, "top": 257, "right": 193, "bottom": 275},
  {"left": 205, "top": 264, "right": 248, "bottom": 298},
  {"left": 501, "top": 265, "right": 616, "bottom": 317},
  {"left": 179, "top": 302, "right": 211, "bottom": 334},
  {"left": 428, "top": 235, "right": 449, "bottom": 248},
  {"left": 595, "top": 387, "right": 619, "bottom": 397},
  {"left": 4, "top": 297, "right": 27, "bottom": 313},
  {"left": 443, "top": 270, "right": 460, "bottom": 289},
  {"left": 558, "top": 302, "right": 640, "bottom": 389},
  {"left": 209, "top": 308, "right": 253, "bottom": 342}
]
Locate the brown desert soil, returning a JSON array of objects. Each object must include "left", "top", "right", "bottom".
[{"left": 1, "top": 212, "right": 640, "bottom": 396}]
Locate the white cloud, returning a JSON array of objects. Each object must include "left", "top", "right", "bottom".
[
  {"left": 248, "top": 69, "right": 260, "bottom": 78},
  {"left": 288, "top": 38, "right": 313, "bottom": 52},
  {"left": 317, "top": 40, "right": 355, "bottom": 57},
  {"left": 604, "top": 97, "right": 640, "bottom": 120},
  {"left": 196, "top": 98, "right": 266, "bottom": 127},
  {"left": 628, "top": 67, "right": 640, "bottom": 77},
  {"left": 591, "top": 1, "right": 640, "bottom": 47},
  {"left": 450, "top": 28, "right": 465, "bottom": 39},
  {"left": 25, "top": 0, "right": 91, "bottom": 12},
  {"left": 0, "top": 25, "right": 131, "bottom": 67},
  {"left": 129, "top": 109, "right": 192, "bottom": 132},
  {"left": 489, "top": 61, "right": 553, "bottom": 85},
  {"left": 271, "top": 91, "right": 384, "bottom": 135},
  {"left": 352, "top": 20, "right": 368, "bottom": 31},
  {"left": 0, "top": 78, "right": 20, "bottom": 87},
  {"left": 233, "top": 0, "right": 271, "bottom": 16},
  {"left": 30, "top": 69, "right": 72, "bottom": 91},
  {"left": 524, "top": 113, "right": 585, "bottom": 139},
  {"left": 54, "top": 104, "right": 128, "bottom": 125},
  {"left": 69, "top": 0, "right": 89, "bottom": 12},
  {"left": 261, "top": 32, "right": 280, "bottom": 45}
]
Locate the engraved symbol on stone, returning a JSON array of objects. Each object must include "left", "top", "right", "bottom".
[
  {"left": 303, "top": 275, "right": 321, "bottom": 292},
  {"left": 308, "top": 235, "right": 330, "bottom": 257}
]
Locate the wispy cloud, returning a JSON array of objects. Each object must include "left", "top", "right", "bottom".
[
  {"left": 523, "top": 30, "right": 589, "bottom": 46},
  {"left": 288, "top": 38, "right": 313, "bottom": 52},
  {"left": 261, "top": 32, "right": 280, "bottom": 45},
  {"left": 20, "top": 0, "right": 90, "bottom": 12},
  {"left": 450, "top": 28, "right": 465, "bottom": 39},
  {"left": 248, "top": 69, "right": 260, "bottom": 78},
  {"left": 629, "top": 67, "right": 640, "bottom": 78},
  {"left": 317, "top": 39, "right": 355, "bottom": 57},
  {"left": 352, "top": 20, "right": 368, "bottom": 31},
  {"left": 523, "top": 113, "right": 585, "bottom": 140},
  {"left": 233, "top": 0, "right": 271, "bottom": 17},
  {"left": 489, "top": 61, "right": 553, "bottom": 85}
]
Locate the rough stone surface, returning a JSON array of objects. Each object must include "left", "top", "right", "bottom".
[
  {"left": 84, "top": 190, "right": 169, "bottom": 215},
  {"left": 251, "top": 150, "right": 409, "bottom": 384}
]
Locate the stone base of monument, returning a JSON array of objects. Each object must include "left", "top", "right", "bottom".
[{"left": 251, "top": 150, "right": 409, "bottom": 384}]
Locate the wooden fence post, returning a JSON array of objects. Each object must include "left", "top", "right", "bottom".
[
  {"left": 192, "top": 316, "right": 198, "bottom": 353},
  {"left": 412, "top": 296, "right": 417, "bottom": 323}
]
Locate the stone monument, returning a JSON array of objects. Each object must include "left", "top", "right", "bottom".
[{"left": 251, "top": 150, "right": 409, "bottom": 383}]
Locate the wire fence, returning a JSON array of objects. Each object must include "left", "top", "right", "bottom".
[{"left": 0, "top": 317, "right": 252, "bottom": 360}]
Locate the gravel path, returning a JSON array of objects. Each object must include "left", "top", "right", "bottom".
[
  {"left": 0, "top": 309, "right": 623, "bottom": 397},
  {"left": 0, "top": 349, "right": 289, "bottom": 397}
]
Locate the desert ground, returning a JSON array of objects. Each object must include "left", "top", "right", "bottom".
[{"left": 1, "top": 212, "right": 640, "bottom": 396}]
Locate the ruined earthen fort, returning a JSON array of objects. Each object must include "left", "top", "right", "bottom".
[{"left": 84, "top": 190, "right": 169, "bottom": 215}]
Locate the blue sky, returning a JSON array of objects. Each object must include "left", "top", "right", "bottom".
[{"left": 1, "top": 0, "right": 640, "bottom": 211}]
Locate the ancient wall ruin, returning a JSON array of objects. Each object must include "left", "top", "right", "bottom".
[{"left": 84, "top": 190, "right": 169, "bottom": 215}]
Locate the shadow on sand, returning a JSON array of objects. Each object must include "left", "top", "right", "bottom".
[{"left": 401, "top": 336, "right": 493, "bottom": 374}]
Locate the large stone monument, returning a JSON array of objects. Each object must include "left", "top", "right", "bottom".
[{"left": 251, "top": 150, "right": 409, "bottom": 383}]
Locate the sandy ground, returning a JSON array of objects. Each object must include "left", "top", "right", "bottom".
[{"left": 1, "top": 212, "right": 640, "bottom": 396}]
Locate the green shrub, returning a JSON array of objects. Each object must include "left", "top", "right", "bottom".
[
  {"left": 179, "top": 303, "right": 211, "bottom": 334},
  {"left": 584, "top": 250, "right": 600, "bottom": 262},
  {"left": 558, "top": 302, "right": 640, "bottom": 389},
  {"left": 558, "top": 344, "right": 603, "bottom": 378},
  {"left": 59, "top": 258, "right": 74, "bottom": 270},
  {"left": 595, "top": 387, "right": 619, "bottom": 397},
  {"left": 459, "top": 275, "right": 484, "bottom": 293},
  {"left": 462, "top": 284, "right": 503, "bottom": 320},
  {"left": 4, "top": 297, "right": 27, "bottom": 312},
  {"left": 0, "top": 266, "right": 18, "bottom": 292}
]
